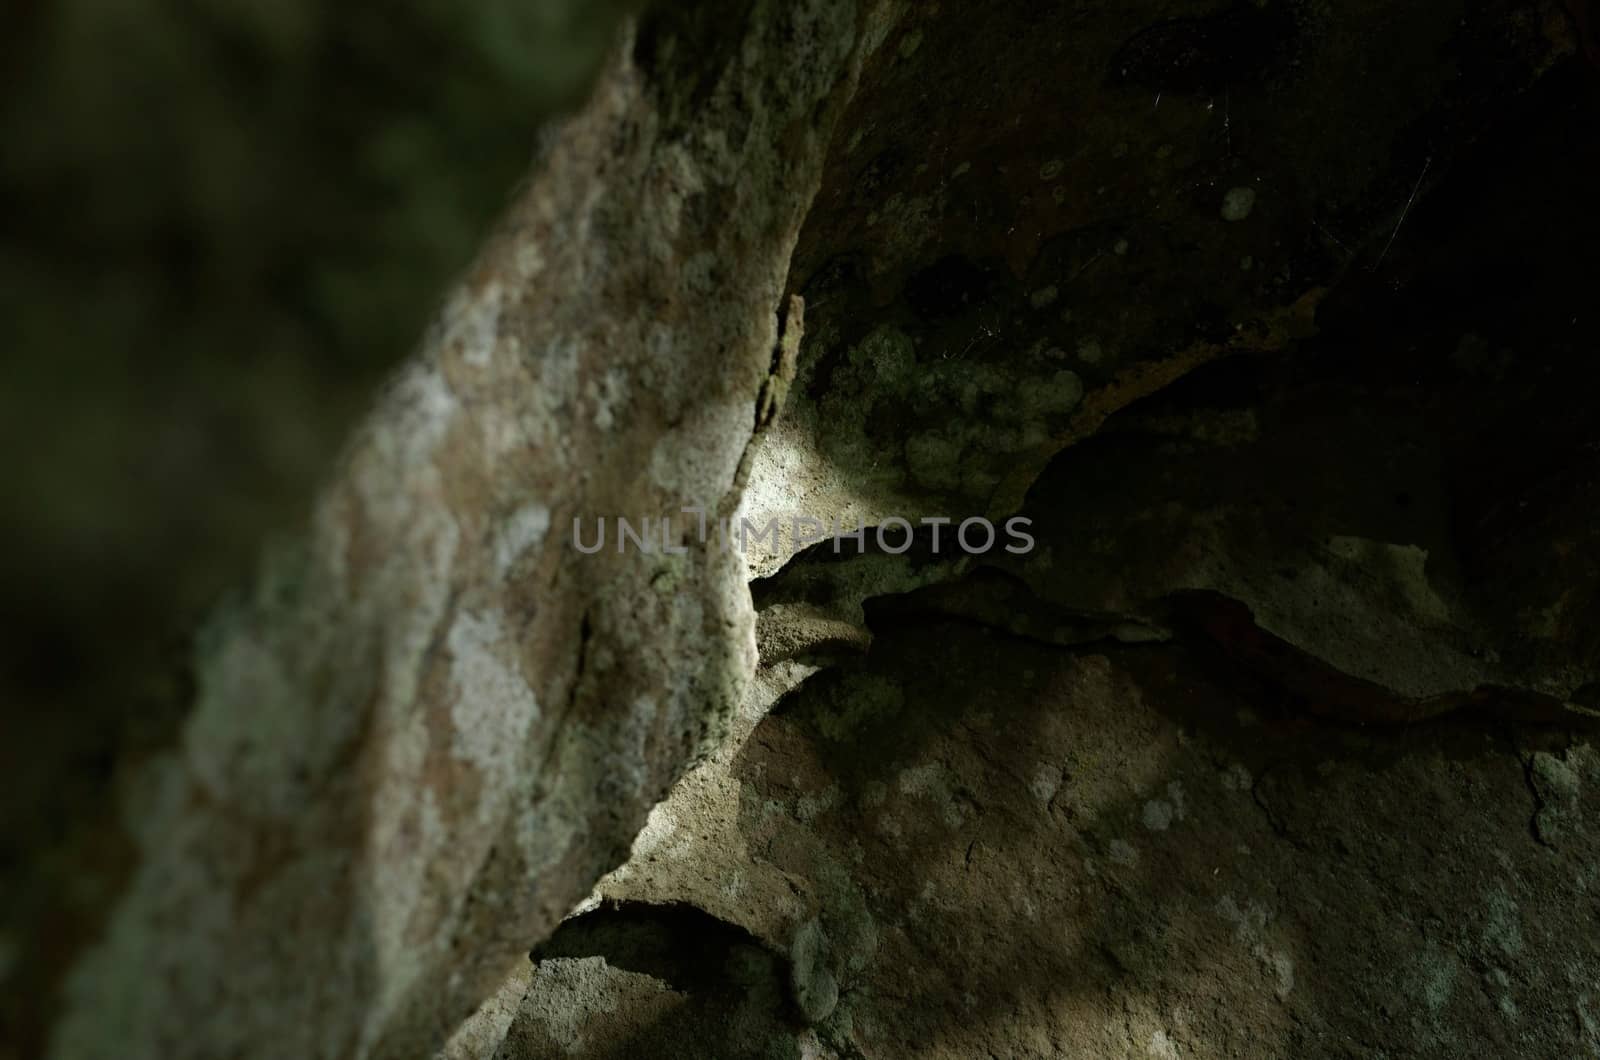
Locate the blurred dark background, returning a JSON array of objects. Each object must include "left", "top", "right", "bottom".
[{"left": 2, "top": 0, "right": 636, "bottom": 708}]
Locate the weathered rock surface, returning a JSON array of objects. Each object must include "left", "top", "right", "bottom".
[
  {"left": 19, "top": 0, "right": 1600, "bottom": 1057},
  {"left": 486, "top": 3, "right": 1600, "bottom": 1057},
  {"left": 30, "top": 3, "right": 900, "bottom": 1057},
  {"left": 516, "top": 621, "right": 1600, "bottom": 1058},
  {"left": 743, "top": 0, "right": 1579, "bottom": 569}
]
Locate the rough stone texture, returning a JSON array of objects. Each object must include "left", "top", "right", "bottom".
[
  {"left": 438, "top": 961, "right": 537, "bottom": 1060},
  {"left": 526, "top": 622, "right": 1600, "bottom": 1058},
  {"left": 491, "top": 2, "right": 1600, "bottom": 1057},
  {"left": 741, "top": 0, "right": 1577, "bottom": 570},
  {"left": 502, "top": 905, "right": 813, "bottom": 1058},
  {"left": 18, "top": 0, "right": 1600, "bottom": 1057},
  {"left": 30, "top": 3, "right": 898, "bottom": 1057},
  {"left": 988, "top": 357, "right": 1598, "bottom": 720}
]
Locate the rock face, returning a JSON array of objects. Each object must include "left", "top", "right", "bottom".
[
  {"left": 19, "top": 0, "right": 1600, "bottom": 1058},
  {"left": 475, "top": 1, "right": 1600, "bottom": 1058},
  {"left": 514, "top": 623, "right": 1600, "bottom": 1058},
  {"left": 30, "top": 3, "right": 899, "bottom": 1057}
]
